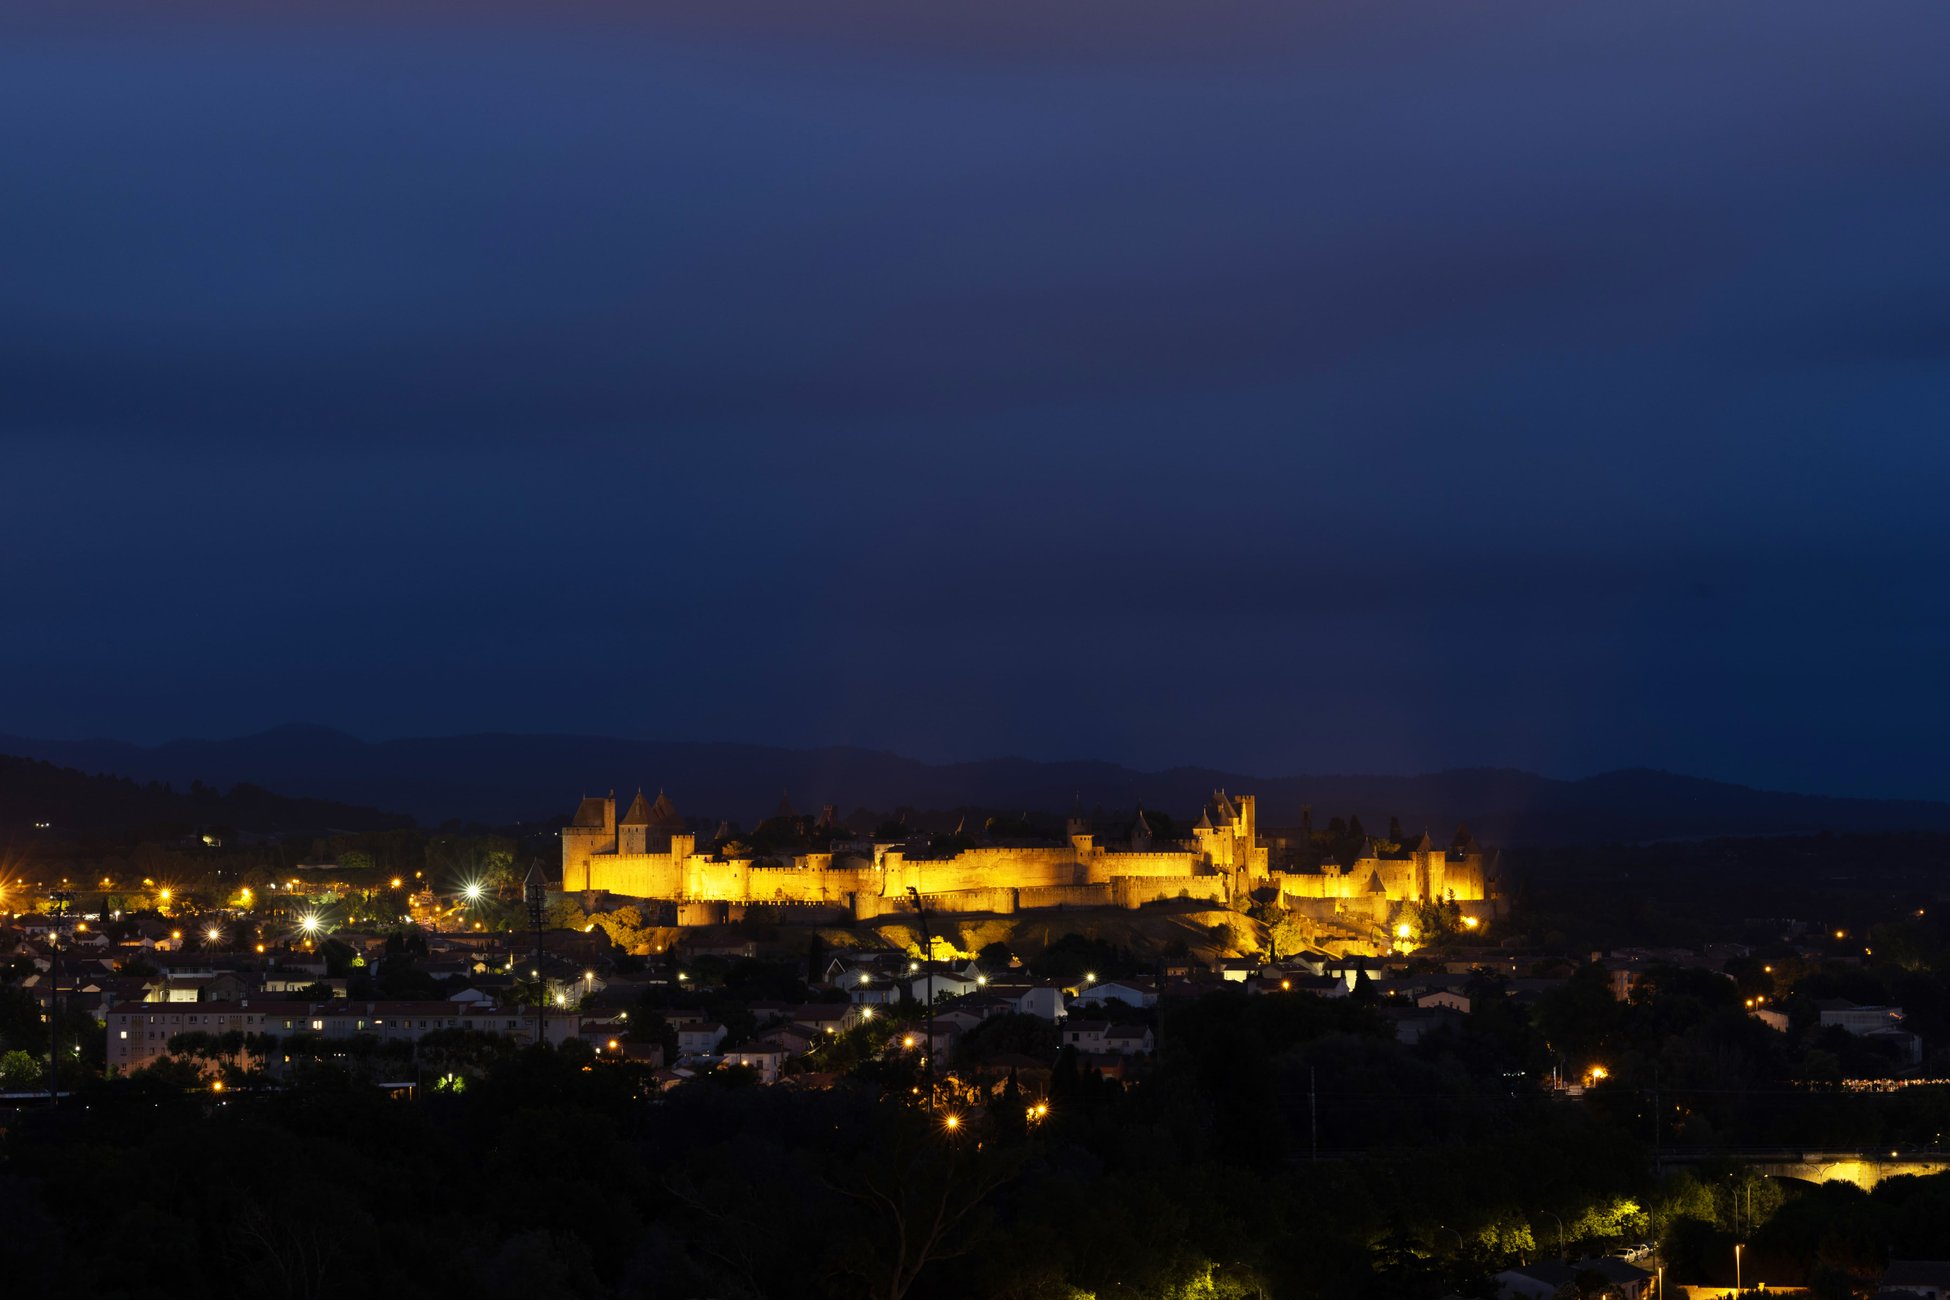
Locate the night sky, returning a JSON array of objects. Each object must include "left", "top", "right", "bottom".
[{"left": 5, "top": 2, "right": 1949, "bottom": 798}]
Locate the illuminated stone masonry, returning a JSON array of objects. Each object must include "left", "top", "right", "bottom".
[{"left": 562, "top": 789, "right": 1499, "bottom": 925}]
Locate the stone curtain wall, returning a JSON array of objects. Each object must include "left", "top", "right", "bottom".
[
  {"left": 1082, "top": 850, "right": 1202, "bottom": 881},
  {"left": 588, "top": 852, "right": 684, "bottom": 899},
  {"left": 1017, "top": 883, "right": 1115, "bottom": 910},
  {"left": 883, "top": 847, "right": 1081, "bottom": 896},
  {"left": 853, "top": 887, "right": 1021, "bottom": 921},
  {"left": 1111, "top": 875, "right": 1228, "bottom": 909}
]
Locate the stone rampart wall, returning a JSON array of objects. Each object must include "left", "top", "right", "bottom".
[
  {"left": 562, "top": 828, "right": 611, "bottom": 890},
  {"left": 1082, "top": 850, "right": 1200, "bottom": 882},
  {"left": 1275, "top": 871, "right": 1355, "bottom": 900},
  {"left": 853, "top": 887, "right": 1020, "bottom": 921},
  {"left": 1282, "top": 895, "right": 1390, "bottom": 922},
  {"left": 1112, "top": 875, "right": 1227, "bottom": 909},
  {"left": 588, "top": 852, "right": 684, "bottom": 899},
  {"left": 883, "top": 847, "right": 1079, "bottom": 895},
  {"left": 1018, "top": 883, "right": 1114, "bottom": 910},
  {"left": 744, "top": 863, "right": 876, "bottom": 905}
]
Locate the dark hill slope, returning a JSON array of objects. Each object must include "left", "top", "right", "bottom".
[
  {"left": 0, "top": 752, "right": 410, "bottom": 834},
  {"left": 3, "top": 726, "right": 1949, "bottom": 843}
]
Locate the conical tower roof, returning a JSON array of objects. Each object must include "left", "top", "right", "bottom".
[
  {"left": 620, "top": 790, "right": 656, "bottom": 826},
  {"left": 646, "top": 790, "right": 685, "bottom": 831}
]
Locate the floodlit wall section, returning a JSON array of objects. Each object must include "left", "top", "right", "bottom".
[{"left": 564, "top": 788, "right": 1489, "bottom": 919}]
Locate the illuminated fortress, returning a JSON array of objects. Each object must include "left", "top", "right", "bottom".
[{"left": 563, "top": 789, "right": 1498, "bottom": 926}]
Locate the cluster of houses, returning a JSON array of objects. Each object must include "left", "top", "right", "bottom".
[
  {"left": 1, "top": 915, "right": 610, "bottom": 1082},
  {"left": 616, "top": 952, "right": 1166, "bottom": 1090},
  {"left": 1, "top": 900, "right": 1932, "bottom": 1095}
]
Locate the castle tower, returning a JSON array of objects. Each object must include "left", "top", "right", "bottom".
[
  {"left": 618, "top": 789, "right": 656, "bottom": 856},
  {"left": 1192, "top": 804, "right": 1215, "bottom": 862},
  {"left": 1066, "top": 798, "right": 1093, "bottom": 856},
  {"left": 560, "top": 792, "right": 618, "bottom": 891},
  {"left": 1412, "top": 830, "right": 1437, "bottom": 901}
]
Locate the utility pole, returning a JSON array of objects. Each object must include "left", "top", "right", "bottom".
[
  {"left": 907, "top": 885, "right": 933, "bottom": 1111},
  {"left": 47, "top": 889, "right": 74, "bottom": 1105},
  {"left": 526, "top": 868, "right": 546, "bottom": 1049}
]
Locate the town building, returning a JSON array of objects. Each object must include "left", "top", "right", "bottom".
[{"left": 105, "top": 999, "right": 580, "bottom": 1073}]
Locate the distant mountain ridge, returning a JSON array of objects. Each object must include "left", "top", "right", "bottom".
[
  {"left": 4, "top": 724, "right": 1950, "bottom": 845},
  {"left": 0, "top": 751, "right": 410, "bottom": 835}
]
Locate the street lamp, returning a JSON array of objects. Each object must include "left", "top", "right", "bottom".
[
  {"left": 907, "top": 886, "right": 934, "bottom": 1110},
  {"left": 47, "top": 888, "right": 74, "bottom": 1106},
  {"left": 525, "top": 867, "right": 546, "bottom": 1047}
]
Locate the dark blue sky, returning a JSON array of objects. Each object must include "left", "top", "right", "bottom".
[{"left": 4, "top": 2, "right": 1949, "bottom": 797}]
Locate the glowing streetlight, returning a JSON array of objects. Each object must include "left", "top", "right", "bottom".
[
  {"left": 464, "top": 883, "right": 485, "bottom": 902},
  {"left": 1084, "top": 972, "right": 1096, "bottom": 984},
  {"left": 299, "top": 914, "right": 320, "bottom": 935},
  {"left": 942, "top": 1113, "right": 960, "bottom": 1131},
  {"left": 1393, "top": 922, "right": 1413, "bottom": 940},
  {"left": 205, "top": 926, "right": 222, "bottom": 945},
  {"left": 1462, "top": 916, "right": 1480, "bottom": 930}
]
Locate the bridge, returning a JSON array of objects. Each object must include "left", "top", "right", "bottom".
[{"left": 1660, "top": 1149, "right": 1950, "bottom": 1189}]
